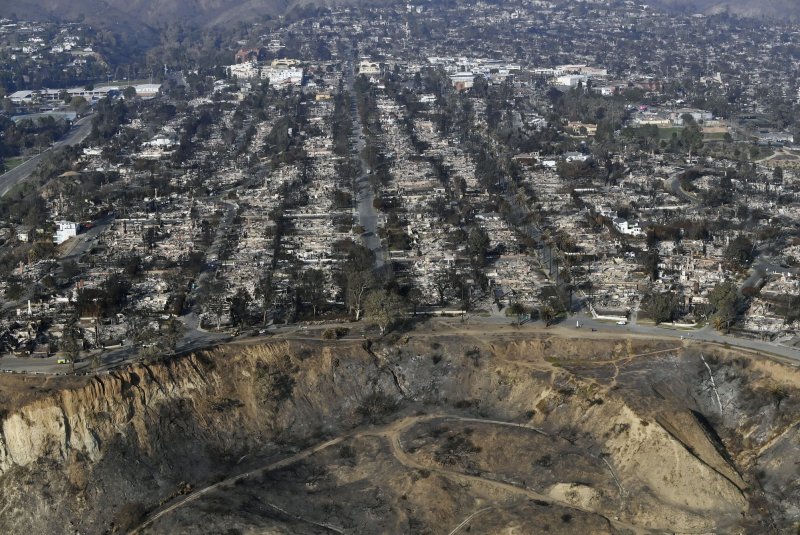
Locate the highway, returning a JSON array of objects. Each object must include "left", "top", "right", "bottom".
[{"left": 0, "top": 114, "right": 93, "bottom": 198}]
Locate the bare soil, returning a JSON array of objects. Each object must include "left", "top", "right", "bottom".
[{"left": 0, "top": 326, "right": 798, "bottom": 534}]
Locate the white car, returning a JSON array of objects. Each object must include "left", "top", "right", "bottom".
[{"left": 616, "top": 320, "right": 627, "bottom": 325}]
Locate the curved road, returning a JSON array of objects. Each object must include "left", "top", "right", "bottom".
[
  {"left": 665, "top": 169, "right": 698, "bottom": 205},
  {"left": 0, "top": 114, "right": 94, "bottom": 197}
]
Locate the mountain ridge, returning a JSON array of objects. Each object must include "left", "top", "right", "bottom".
[
  {"left": 4, "top": 0, "right": 388, "bottom": 29},
  {"left": 650, "top": 0, "right": 800, "bottom": 21},
  {"left": 5, "top": 0, "right": 799, "bottom": 31}
]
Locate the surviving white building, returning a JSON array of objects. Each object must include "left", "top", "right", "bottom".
[
  {"left": 261, "top": 66, "right": 304, "bottom": 87},
  {"left": 54, "top": 221, "right": 78, "bottom": 244},
  {"left": 228, "top": 61, "right": 259, "bottom": 79},
  {"left": 9, "top": 84, "right": 161, "bottom": 103},
  {"left": 358, "top": 60, "right": 381, "bottom": 76},
  {"left": 613, "top": 218, "right": 644, "bottom": 237}
]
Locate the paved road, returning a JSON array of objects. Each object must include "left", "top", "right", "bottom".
[
  {"left": 569, "top": 310, "right": 800, "bottom": 363},
  {"left": 741, "top": 254, "right": 798, "bottom": 293},
  {"left": 3, "top": 306, "right": 799, "bottom": 375},
  {"left": 0, "top": 355, "right": 72, "bottom": 374},
  {"left": 0, "top": 323, "right": 230, "bottom": 375},
  {"left": 0, "top": 114, "right": 93, "bottom": 197},
  {"left": 0, "top": 198, "right": 240, "bottom": 375},
  {"left": 263, "top": 307, "right": 800, "bottom": 365},
  {"left": 187, "top": 200, "right": 238, "bottom": 306},
  {"left": 60, "top": 214, "right": 115, "bottom": 262},
  {"left": 345, "top": 59, "right": 385, "bottom": 270},
  {"left": 665, "top": 169, "right": 698, "bottom": 205}
]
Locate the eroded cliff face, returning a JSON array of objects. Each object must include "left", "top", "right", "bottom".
[
  {"left": 0, "top": 334, "right": 797, "bottom": 534},
  {"left": 0, "top": 342, "right": 399, "bottom": 534}
]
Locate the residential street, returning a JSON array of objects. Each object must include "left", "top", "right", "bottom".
[{"left": 345, "top": 57, "right": 385, "bottom": 270}]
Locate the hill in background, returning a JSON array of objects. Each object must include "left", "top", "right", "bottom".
[
  {"left": 8, "top": 0, "right": 290, "bottom": 28},
  {"left": 650, "top": 0, "right": 800, "bottom": 21},
  {"left": 7, "top": 0, "right": 800, "bottom": 31}
]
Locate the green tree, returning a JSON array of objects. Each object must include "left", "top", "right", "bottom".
[
  {"left": 300, "top": 268, "right": 326, "bottom": 316},
  {"left": 70, "top": 96, "right": 88, "bottom": 114},
  {"left": 540, "top": 303, "right": 555, "bottom": 327},
  {"left": 129, "top": 316, "right": 184, "bottom": 361},
  {"left": 642, "top": 247, "right": 660, "bottom": 281},
  {"left": 471, "top": 75, "right": 489, "bottom": 98},
  {"left": 407, "top": 286, "right": 424, "bottom": 316},
  {"left": 365, "top": 289, "right": 405, "bottom": 335},
  {"left": 467, "top": 226, "right": 491, "bottom": 266},
  {"left": 724, "top": 235, "right": 756, "bottom": 268},
  {"left": 229, "top": 288, "right": 251, "bottom": 327},
  {"left": 432, "top": 269, "right": 452, "bottom": 306},
  {"left": 640, "top": 290, "right": 678, "bottom": 325},
  {"left": 160, "top": 317, "right": 184, "bottom": 351},
  {"left": 708, "top": 280, "right": 739, "bottom": 332},
  {"left": 346, "top": 270, "right": 375, "bottom": 321},
  {"left": 680, "top": 115, "right": 703, "bottom": 155},
  {"left": 786, "top": 294, "right": 800, "bottom": 324},
  {"left": 101, "top": 274, "right": 130, "bottom": 314},
  {"left": 255, "top": 274, "right": 274, "bottom": 324},
  {"left": 4, "top": 281, "right": 23, "bottom": 301},
  {"left": 508, "top": 301, "right": 527, "bottom": 324},
  {"left": 143, "top": 227, "right": 158, "bottom": 250},
  {"left": 200, "top": 279, "right": 227, "bottom": 329},
  {"left": 61, "top": 315, "right": 82, "bottom": 372}
]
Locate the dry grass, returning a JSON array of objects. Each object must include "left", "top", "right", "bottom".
[{"left": 0, "top": 373, "right": 91, "bottom": 413}]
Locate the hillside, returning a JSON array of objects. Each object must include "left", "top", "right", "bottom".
[
  {"left": 10, "top": 0, "right": 800, "bottom": 31},
  {"left": 9, "top": 0, "right": 292, "bottom": 29},
  {"left": 7, "top": 0, "right": 394, "bottom": 29},
  {"left": 652, "top": 0, "right": 800, "bottom": 20},
  {"left": 0, "top": 326, "right": 798, "bottom": 533}
]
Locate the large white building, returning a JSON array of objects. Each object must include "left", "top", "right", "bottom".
[
  {"left": 613, "top": 218, "right": 644, "bottom": 237},
  {"left": 9, "top": 84, "right": 160, "bottom": 103},
  {"left": 358, "top": 60, "right": 381, "bottom": 76},
  {"left": 227, "top": 59, "right": 304, "bottom": 87},
  {"left": 53, "top": 221, "right": 78, "bottom": 244},
  {"left": 672, "top": 108, "right": 713, "bottom": 125},
  {"left": 555, "top": 74, "right": 588, "bottom": 88},
  {"left": 450, "top": 72, "right": 477, "bottom": 90},
  {"left": 228, "top": 61, "right": 259, "bottom": 80},
  {"left": 261, "top": 66, "right": 304, "bottom": 87}
]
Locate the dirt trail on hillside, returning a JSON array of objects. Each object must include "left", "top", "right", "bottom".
[{"left": 0, "top": 333, "right": 797, "bottom": 534}]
